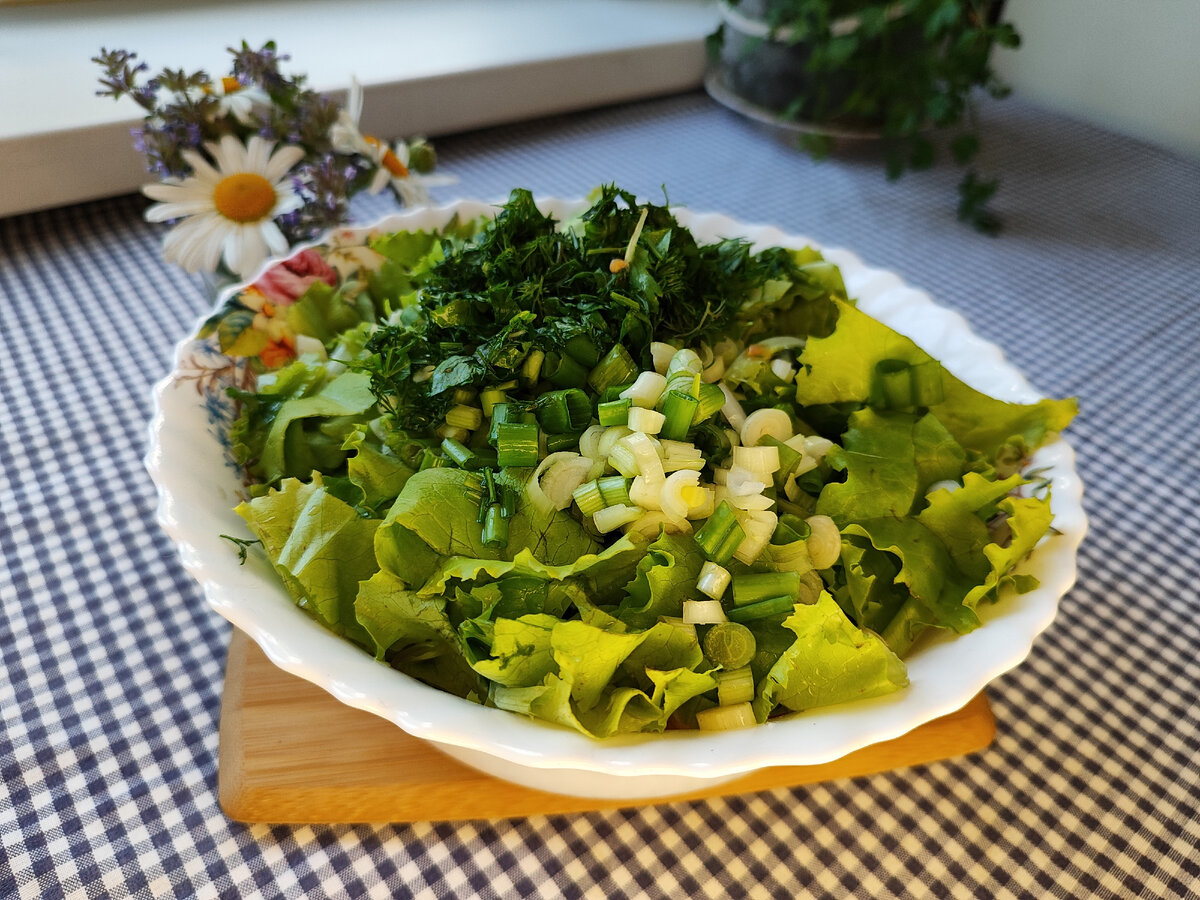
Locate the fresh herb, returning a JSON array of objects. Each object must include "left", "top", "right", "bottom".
[
  {"left": 359, "top": 186, "right": 837, "bottom": 431},
  {"left": 709, "top": 0, "right": 1020, "bottom": 232},
  {"left": 220, "top": 534, "right": 263, "bottom": 564}
]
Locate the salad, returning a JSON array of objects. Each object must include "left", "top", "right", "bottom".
[{"left": 206, "top": 186, "right": 1077, "bottom": 738}]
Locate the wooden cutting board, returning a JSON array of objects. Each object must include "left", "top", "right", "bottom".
[{"left": 219, "top": 629, "right": 995, "bottom": 824}]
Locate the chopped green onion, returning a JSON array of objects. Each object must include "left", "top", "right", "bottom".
[
  {"left": 588, "top": 343, "right": 638, "bottom": 394},
  {"left": 600, "top": 382, "right": 634, "bottom": 403},
  {"left": 543, "top": 351, "right": 590, "bottom": 388},
  {"left": 682, "top": 598, "right": 728, "bottom": 625},
  {"left": 563, "top": 333, "right": 601, "bottom": 368},
  {"left": 596, "top": 425, "right": 632, "bottom": 460},
  {"left": 418, "top": 447, "right": 447, "bottom": 470},
  {"left": 445, "top": 404, "right": 483, "bottom": 431},
  {"left": 694, "top": 382, "right": 726, "bottom": 423},
  {"left": 731, "top": 571, "right": 800, "bottom": 607},
  {"left": 597, "top": 475, "right": 632, "bottom": 506},
  {"left": 435, "top": 424, "right": 472, "bottom": 443},
  {"left": 696, "top": 561, "right": 731, "bottom": 599},
  {"left": 521, "top": 349, "right": 545, "bottom": 385},
  {"left": 727, "top": 595, "right": 794, "bottom": 623},
  {"left": 695, "top": 702, "right": 756, "bottom": 731},
  {"left": 482, "top": 504, "right": 510, "bottom": 549},
  {"left": 494, "top": 422, "right": 540, "bottom": 467},
  {"left": 805, "top": 514, "right": 841, "bottom": 569},
  {"left": 607, "top": 441, "right": 639, "bottom": 478},
  {"left": 620, "top": 371, "right": 668, "bottom": 408},
  {"left": 627, "top": 406, "right": 666, "bottom": 435},
  {"left": 536, "top": 389, "right": 592, "bottom": 433},
  {"left": 691, "top": 421, "right": 732, "bottom": 465},
  {"left": 772, "top": 513, "right": 812, "bottom": 544},
  {"left": 479, "top": 387, "right": 508, "bottom": 418},
  {"left": 665, "top": 369, "right": 700, "bottom": 399},
  {"left": 703, "top": 621, "right": 757, "bottom": 668},
  {"left": 572, "top": 479, "right": 606, "bottom": 516},
  {"left": 714, "top": 666, "right": 755, "bottom": 706},
  {"left": 666, "top": 348, "right": 702, "bottom": 377},
  {"left": 650, "top": 341, "right": 676, "bottom": 374},
  {"left": 597, "top": 397, "right": 632, "bottom": 427},
  {"left": 488, "top": 402, "right": 536, "bottom": 444},
  {"left": 694, "top": 500, "right": 745, "bottom": 565},
  {"left": 440, "top": 438, "right": 497, "bottom": 470},
  {"left": 659, "top": 390, "right": 700, "bottom": 441},
  {"left": 732, "top": 445, "right": 781, "bottom": 477},
  {"left": 732, "top": 509, "right": 778, "bottom": 565},
  {"left": 592, "top": 503, "right": 641, "bottom": 533},
  {"left": 544, "top": 431, "right": 582, "bottom": 454},
  {"left": 620, "top": 432, "right": 665, "bottom": 481}
]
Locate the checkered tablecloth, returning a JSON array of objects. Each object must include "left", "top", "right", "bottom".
[{"left": 3, "top": 90, "right": 1199, "bottom": 899}]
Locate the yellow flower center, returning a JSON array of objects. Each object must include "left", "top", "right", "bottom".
[
  {"left": 365, "top": 135, "right": 409, "bottom": 177},
  {"left": 213, "top": 173, "right": 276, "bottom": 223},
  {"left": 221, "top": 76, "right": 242, "bottom": 94}
]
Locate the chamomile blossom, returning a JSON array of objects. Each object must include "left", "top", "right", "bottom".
[
  {"left": 382, "top": 140, "right": 457, "bottom": 207},
  {"left": 207, "top": 76, "right": 270, "bottom": 124},
  {"left": 329, "top": 78, "right": 454, "bottom": 204},
  {"left": 142, "top": 135, "right": 305, "bottom": 279}
]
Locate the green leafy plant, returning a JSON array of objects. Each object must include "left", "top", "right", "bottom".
[{"left": 709, "top": 0, "right": 1020, "bottom": 233}]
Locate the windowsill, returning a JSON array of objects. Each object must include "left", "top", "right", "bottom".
[{"left": 0, "top": 0, "right": 717, "bottom": 217}]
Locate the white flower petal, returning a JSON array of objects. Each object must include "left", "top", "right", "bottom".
[
  {"left": 231, "top": 225, "right": 270, "bottom": 279},
  {"left": 144, "top": 198, "right": 215, "bottom": 223},
  {"left": 264, "top": 144, "right": 306, "bottom": 183},
  {"left": 162, "top": 213, "right": 225, "bottom": 273},
  {"left": 181, "top": 148, "right": 221, "bottom": 185},
  {"left": 368, "top": 168, "right": 390, "bottom": 195},
  {"left": 142, "top": 180, "right": 202, "bottom": 203},
  {"left": 213, "top": 134, "right": 248, "bottom": 172},
  {"left": 260, "top": 219, "right": 289, "bottom": 257},
  {"left": 221, "top": 227, "right": 245, "bottom": 277},
  {"left": 245, "top": 135, "right": 274, "bottom": 174},
  {"left": 347, "top": 77, "right": 363, "bottom": 125}
]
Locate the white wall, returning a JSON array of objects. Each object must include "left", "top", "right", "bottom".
[{"left": 994, "top": 0, "right": 1200, "bottom": 160}]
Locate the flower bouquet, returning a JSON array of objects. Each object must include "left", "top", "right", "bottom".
[
  {"left": 95, "top": 41, "right": 454, "bottom": 370},
  {"left": 95, "top": 42, "right": 452, "bottom": 283}
]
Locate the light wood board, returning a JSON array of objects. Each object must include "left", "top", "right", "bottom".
[{"left": 219, "top": 629, "right": 995, "bottom": 824}]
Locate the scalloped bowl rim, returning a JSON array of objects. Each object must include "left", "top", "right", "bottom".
[{"left": 145, "top": 197, "right": 1087, "bottom": 783}]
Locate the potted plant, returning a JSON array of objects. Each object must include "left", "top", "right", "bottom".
[{"left": 706, "top": 0, "right": 1020, "bottom": 232}]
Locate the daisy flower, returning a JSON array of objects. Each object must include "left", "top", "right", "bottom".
[
  {"left": 143, "top": 134, "right": 305, "bottom": 279},
  {"left": 207, "top": 76, "right": 270, "bottom": 125},
  {"left": 329, "top": 78, "right": 454, "bottom": 204},
  {"left": 383, "top": 141, "right": 457, "bottom": 207}
]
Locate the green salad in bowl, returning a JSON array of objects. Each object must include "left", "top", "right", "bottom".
[{"left": 182, "top": 185, "right": 1078, "bottom": 745}]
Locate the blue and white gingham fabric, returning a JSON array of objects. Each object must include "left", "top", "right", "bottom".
[{"left": 3, "top": 91, "right": 1200, "bottom": 899}]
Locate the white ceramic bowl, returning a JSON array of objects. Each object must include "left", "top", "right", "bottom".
[{"left": 145, "top": 198, "right": 1087, "bottom": 800}]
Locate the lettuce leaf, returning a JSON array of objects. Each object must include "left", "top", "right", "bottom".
[
  {"left": 753, "top": 592, "right": 908, "bottom": 721},
  {"left": 339, "top": 425, "right": 417, "bottom": 515},
  {"left": 354, "top": 569, "right": 485, "bottom": 700},
  {"left": 483, "top": 618, "right": 715, "bottom": 737},
  {"left": 230, "top": 364, "right": 377, "bottom": 485},
  {"left": 421, "top": 536, "right": 646, "bottom": 603},
  {"left": 796, "top": 298, "right": 1077, "bottom": 461},
  {"left": 374, "top": 467, "right": 605, "bottom": 593},
  {"left": 817, "top": 409, "right": 964, "bottom": 525},
  {"left": 611, "top": 531, "right": 707, "bottom": 631},
  {"left": 235, "top": 473, "right": 377, "bottom": 648}
]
